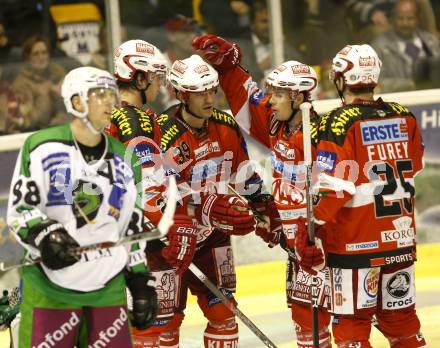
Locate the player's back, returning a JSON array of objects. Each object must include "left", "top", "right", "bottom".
[{"left": 315, "top": 99, "right": 424, "bottom": 268}]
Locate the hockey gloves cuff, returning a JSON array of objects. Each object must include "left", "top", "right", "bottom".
[
  {"left": 197, "top": 193, "right": 256, "bottom": 235},
  {"left": 294, "top": 218, "right": 326, "bottom": 275},
  {"left": 162, "top": 214, "right": 198, "bottom": 275},
  {"left": 192, "top": 34, "right": 242, "bottom": 73},
  {"left": 27, "top": 219, "right": 80, "bottom": 270},
  {"left": 126, "top": 272, "right": 158, "bottom": 330}
]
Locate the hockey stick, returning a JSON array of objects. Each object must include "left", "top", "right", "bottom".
[
  {"left": 227, "top": 185, "right": 269, "bottom": 226},
  {"left": 187, "top": 262, "right": 277, "bottom": 348},
  {"left": 0, "top": 176, "right": 178, "bottom": 272},
  {"left": 300, "top": 102, "right": 320, "bottom": 348}
]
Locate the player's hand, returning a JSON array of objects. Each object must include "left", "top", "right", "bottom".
[
  {"left": 126, "top": 272, "right": 158, "bottom": 330},
  {"left": 162, "top": 214, "right": 197, "bottom": 275},
  {"left": 192, "top": 34, "right": 242, "bottom": 72},
  {"left": 294, "top": 217, "right": 326, "bottom": 275},
  {"left": 251, "top": 200, "right": 283, "bottom": 247},
  {"left": 197, "top": 193, "right": 256, "bottom": 235},
  {"left": 27, "top": 219, "right": 80, "bottom": 270}
]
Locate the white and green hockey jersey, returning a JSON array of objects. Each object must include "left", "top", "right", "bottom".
[{"left": 7, "top": 124, "right": 147, "bottom": 293}]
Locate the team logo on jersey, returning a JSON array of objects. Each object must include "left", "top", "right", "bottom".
[
  {"left": 363, "top": 268, "right": 380, "bottom": 298},
  {"left": 214, "top": 246, "right": 236, "bottom": 291},
  {"left": 274, "top": 141, "right": 295, "bottom": 159},
  {"left": 72, "top": 180, "right": 103, "bottom": 228},
  {"left": 194, "top": 141, "right": 221, "bottom": 160},
  {"left": 381, "top": 216, "right": 415, "bottom": 248},
  {"left": 155, "top": 271, "right": 177, "bottom": 314},
  {"left": 133, "top": 142, "right": 154, "bottom": 165},
  {"left": 386, "top": 271, "right": 411, "bottom": 298},
  {"left": 272, "top": 178, "right": 306, "bottom": 206},
  {"left": 316, "top": 150, "right": 336, "bottom": 173},
  {"left": 361, "top": 118, "right": 408, "bottom": 145},
  {"left": 250, "top": 90, "right": 265, "bottom": 105},
  {"left": 271, "top": 152, "right": 303, "bottom": 181},
  {"left": 346, "top": 241, "right": 379, "bottom": 252}
]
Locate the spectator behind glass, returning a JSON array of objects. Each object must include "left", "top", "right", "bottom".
[
  {"left": 0, "top": 14, "right": 21, "bottom": 81},
  {"left": 152, "top": 15, "right": 201, "bottom": 111},
  {"left": 0, "top": 65, "right": 23, "bottom": 135},
  {"left": 199, "top": 0, "right": 251, "bottom": 38},
  {"left": 248, "top": 1, "right": 304, "bottom": 83},
  {"left": 371, "top": 0, "right": 440, "bottom": 92},
  {"left": 165, "top": 15, "right": 200, "bottom": 62},
  {"left": 346, "top": 0, "right": 438, "bottom": 43},
  {"left": 11, "top": 34, "right": 67, "bottom": 132}
]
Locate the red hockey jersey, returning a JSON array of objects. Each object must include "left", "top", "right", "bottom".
[
  {"left": 218, "top": 66, "right": 319, "bottom": 245},
  {"left": 314, "top": 99, "right": 424, "bottom": 268},
  {"left": 107, "top": 102, "right": 164, "bottom": 225},
  {"left": 156, "top": 104, "right": 265, "bottom": 243}
]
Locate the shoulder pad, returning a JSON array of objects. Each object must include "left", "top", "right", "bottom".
[
  {"left": 210, "top": 109, "right": 239, "bottom": 131},
  {"left": 157, "top": 111, "right": 187, "bottom": 152},
  {"left": 156, "top": 104, "right": 181, "bottom": 127},
  {"left": 385, "top": 102, "right": 414, "bottom": 117},
  {"left": 27, "top": 125, "right": 73, "bottom": 152},
  {"left": 111, "top": 105, "right": 155, "bottom": 142},
  {"left": 318, "top": 105, "right": 363, "bottom": 146}
]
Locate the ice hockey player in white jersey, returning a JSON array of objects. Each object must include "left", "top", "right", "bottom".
[{"left": 7, "top": 66, "right": 158, "bottom": 347}]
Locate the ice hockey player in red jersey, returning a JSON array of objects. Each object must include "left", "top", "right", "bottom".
[
  {"left": 312, "top": 44, "right": 426, "bottom": 347},
  {"left": 107, "top": 40, "right": 199, "bottom": 347},
  {"left": 193, "top": 35, "right": 331, "bottom": 347},
  {"left": 107, "top": 39, "right": 167, "bottom": 224},
  {"left": 132, "top": 53, "right": 278, "bottom": 348}
]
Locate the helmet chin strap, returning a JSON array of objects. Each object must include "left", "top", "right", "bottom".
[
  {"left": 82, "top": 117, "right": 102, "bottom": 135},
  {"left": 334, "top": 78, "right": 346, "bottom": 105},
  {"left": 287, "top": 101, "right": 300, "bottom": 123},
  {"left": 71, "top": 98, "right": 102, "bottom": 135},
  {"left": 139, "top": 84, "right": 149, "bottom": 105}
]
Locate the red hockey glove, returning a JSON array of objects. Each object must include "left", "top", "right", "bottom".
[
  {"left": 196, "top": 193, "right": 256, "bottom": 235},
  {"left": 192, "top": 34, "right": 242, "bottom": 72},
  {"left": 251, "top": 200, "right": 283, "bottom": 247},
  {"left": 294, "top": 218, "right": 326, "bottom": 275},
  {"left": 162, "top": 214, "right": 197, "bottom": 275}
]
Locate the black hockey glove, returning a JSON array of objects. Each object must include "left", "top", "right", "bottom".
[
  {"left": 27, "top": 219, "right": 80, "bottom": 270},
  {"left": 125, "top": 272, "right": 158, "bottom": 330}
]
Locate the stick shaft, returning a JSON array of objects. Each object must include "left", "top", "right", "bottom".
[{"left": 300, "top": 102, "right": 319, "bottom": 348}]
